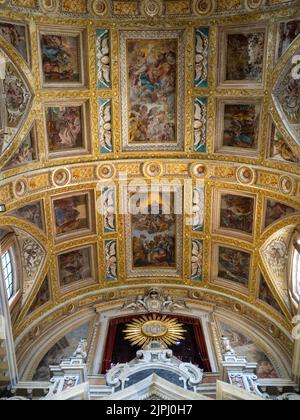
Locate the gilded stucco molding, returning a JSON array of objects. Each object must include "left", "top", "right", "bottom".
[{"left": 0, "top": 4, "right": 299, "bottom": 368}]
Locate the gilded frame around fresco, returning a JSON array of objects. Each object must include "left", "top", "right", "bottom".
[
  {"left": 0, "top": 18, "right": 31, "bottom": 66},
  {"left": 217, "top": 23, "right": 268, "bottom": 89},
  {"left": 119, "top": 29, "right": 186, "bottom": 152},
  {"left": 123, "top": 183, "right": 184, "bottom": 279},
  {"left": 43, "top": 99, "right": 91, "bottom": 160},
  {"left": 56, "top": 243, "right": 97, "bottom": 295},
  {"left": 215, "top": 98, "right": 263, "bottom": 157},
  {"left": 274, "top": 15, "right": 300, "bottom": 63},
  {"left": 50, "top": 189, "right": 95, "bottom": 243},
  {"left": 211, "top": 243, "right": 253, "bottom": 296},
  {"left": 38, "top": 25, "right": 87, "bottom": 89},
  {"left": 212, "top": 188, "right": 256, "bottom": 242},
  {"left": 261, "top": 195, "right": 299, "bottom": 232}
]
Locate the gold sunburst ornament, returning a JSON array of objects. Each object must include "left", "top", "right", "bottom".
[{"left": 123, "top": 315, "right": 186, "bottom": 348}]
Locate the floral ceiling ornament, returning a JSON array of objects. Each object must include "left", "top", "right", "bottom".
[
  {"left": 105, "top": 240, "right": 118, "bottom": 281},
  {"left": 140, "top": 0, "right": 164, "bottom": 17},
  {"left": 14, "top": 228, "right": 46, "bottom": 302},
  {"left": 22, "top": 238, "right": 44, "bottom": 279},
  {"left": 96, "top": 29, "right": 111, "bottom": 89},
  {"left": 122, "top": 287, "right": 188, "bottom": 313},
  {"left": 195, "top": 28, "right": 209, "bottom": 88},
  {"left": 99, "top": 98, "right": 112, "bottom": 153},
  {"left": 191, "top": 240, "right": 203, "bottom": 281},
  {"left": 192, "top": 186, "right": 204, "bottom": 231},
  {"left": 194, "top": 97, "right": 207, "bottom": 152},
  {"left": 4, "top": 64, "right": 30, "bottom": 124},
  {"left": 102, "top": 187, "right": 116, "bottom": 232},
  {"left": 192, "top": 0, "right": 216, "bottom": 16}
]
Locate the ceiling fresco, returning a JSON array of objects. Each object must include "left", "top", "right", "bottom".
[{"left": 0, "top": 0, "right": 299, "bottom": 373}]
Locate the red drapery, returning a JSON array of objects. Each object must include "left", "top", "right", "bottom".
[{"left": 101, "top": 314, "right": 212, "bottom": 374}]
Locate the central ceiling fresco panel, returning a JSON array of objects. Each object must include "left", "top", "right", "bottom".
[{"left": 120, "top": 30, "right": 185, "bottom": 152}]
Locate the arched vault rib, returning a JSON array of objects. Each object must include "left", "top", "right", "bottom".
[{"left": 14, "top": 288, "right": 293, "bottom": 381}]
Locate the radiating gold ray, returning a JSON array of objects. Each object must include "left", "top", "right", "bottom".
[{"left": 123, "top": 315, "right": 186, "bottom": 348}]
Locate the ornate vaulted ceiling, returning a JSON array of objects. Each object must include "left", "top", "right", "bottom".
[{"left": 0, "top": 0, "right": 299, "bottom": 371}]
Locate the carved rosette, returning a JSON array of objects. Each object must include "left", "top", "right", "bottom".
[
  {"left": 91, "top": 0, "right": 110, "bottom": 17},
  {"left": 140, "top": 0, "right": 164, "bottom": 17},
  {"left": 13, "top": 179, "right": 27, "bottom": 198},
  {"left": 143, "top": 161, "right": 164, "bottom": 178},
  {"left": 191, "top": 163, "right": 207, "bottom": 178},
  {"left": 51, "top": 168, "right": 71, "bottom": 187},
  {"left": 97, "top": 163, "right": 116, "bottom": 179},
  {"left": 237, "top": 166, "right": 256, "bottom": 185}
]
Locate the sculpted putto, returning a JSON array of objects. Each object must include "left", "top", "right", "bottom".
[{"left": 122, "top": 287, "right": 188, "bottom": 313}]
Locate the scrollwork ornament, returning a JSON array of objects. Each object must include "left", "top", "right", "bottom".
[
  {"left": 140, "top": 0, "right": 164, "bottom": 18},
  {"left": 38, "top": 0, "right": 59, "bottom": 13},
  {"left": 192, "top": 0, "right": 216, "bottom": 16},
  {"left": 244, "top": 0, "right": 266, "bottom": 12}
]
